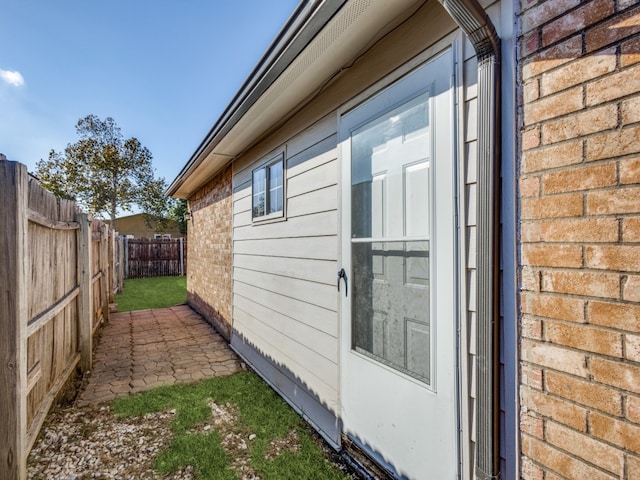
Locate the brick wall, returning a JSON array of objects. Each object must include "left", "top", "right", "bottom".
[
  {"left": 186, "top": 165, "right": 233, "bottom": 340},
  {"left": 518, "top": 0, "right": 640, "bottom": 478}
]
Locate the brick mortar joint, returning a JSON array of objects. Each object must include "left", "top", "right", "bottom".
[
  {"left": 517, "top": 1, "right": 640, "bottom": 46},
  {"left": 521, "top": 353, "right": 640, "bottom": 375}
]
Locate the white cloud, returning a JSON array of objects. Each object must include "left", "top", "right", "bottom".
[{"left": 0, "top": 69, "right": 25, "bottom": 87}]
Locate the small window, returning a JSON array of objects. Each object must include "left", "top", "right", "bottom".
[{"left": 252, "top": 153, "right": 284, "bottom": 221}]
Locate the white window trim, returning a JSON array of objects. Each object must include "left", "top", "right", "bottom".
[{"left": 252, "top": 151, "right": 286, "bottom": 223}]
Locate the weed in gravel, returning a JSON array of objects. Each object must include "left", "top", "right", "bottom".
[{"left": 112, "top": 371, "right": 351, "bottom": 480}]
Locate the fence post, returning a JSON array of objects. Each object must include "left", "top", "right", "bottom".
[
  {"left": 179, "top": 237, "right": 184, "bottom": 276},
  {"left": 0, "top": 160, "right": 28, "bottom": 480},
  {"left": 115, "top": 235, "right": 121, "bottom": 289},
  {"left": 108, "top": 227, "right": 115, "bottom": 303},
  {"left": 126, "top": 236, "right": 130, "bottom": 279},
  {"left": 100, "top": 224, "right": 109, "bottom": 323},
  {"left": 118, "top": 235, "right": 125, "bottom": 291},
  {"left": 77, "top": 213, "right": 93, "bottom": 373}
]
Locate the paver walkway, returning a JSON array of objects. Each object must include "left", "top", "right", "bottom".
[{"left": 78, "top": 305, "right": 242, "bottom": 405}]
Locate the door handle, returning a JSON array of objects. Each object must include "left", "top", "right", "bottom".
[{"left": 337, "top": 268, "right": 348, "bottom": 297}]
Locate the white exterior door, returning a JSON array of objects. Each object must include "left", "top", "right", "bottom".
[{"left": 339, "top": 49, "right": 458, "bottom": 479}]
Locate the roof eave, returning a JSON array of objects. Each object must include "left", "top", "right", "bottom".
[{"left": 166, "top": 0, "right": 347, "bottom": 198}]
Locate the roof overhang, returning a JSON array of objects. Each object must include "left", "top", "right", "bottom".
[{"left": 167, "top": 0, "right": 425, "bottom": 198}]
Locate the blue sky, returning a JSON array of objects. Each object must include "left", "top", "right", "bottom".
[{"left": 0, "top": 0, "right": 300, "bottom": 187}]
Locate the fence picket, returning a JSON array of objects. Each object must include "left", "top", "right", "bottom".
[
  {"left": 0, "top": 161, "right": 28, "bottom": 480},
  {"left": 125, "top": 238, "right": 186, "bottom": 278},
  {"left": 77, "top": 213, "right": 92, "bottom": 373}
]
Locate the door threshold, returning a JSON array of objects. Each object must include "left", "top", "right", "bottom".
[{"left": 341, "top": 435, "right": 397, "bottom": 480}]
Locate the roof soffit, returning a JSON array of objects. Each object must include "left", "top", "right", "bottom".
[{"left": 170, "top": 0, "right": 425, "bottom": 198}]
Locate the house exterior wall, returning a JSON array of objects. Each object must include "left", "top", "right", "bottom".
[
  {"left": 226, "top": 0, "right": 487, "bottom": 470},
  {"left": 179, "top": 0, "right": 521, "bottom": 475},
  {"left": 187, "top": 164, "right": 233, "bottom": 339},
  {"left": 518, "top": 1, "right": 640, "bottom": 478},
  {"left": 230, "top": 114, "right": 341, "bottom": 442},
  {"left": 106, "top": 213, "right": 183, "bottom": 239}
]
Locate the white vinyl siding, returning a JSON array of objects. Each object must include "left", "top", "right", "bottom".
[
  {"left": 463, "top": 34, "right": 479, "bottom": 478},
  {"left": 232, "top": 114, "right": 340, "bottom": 416}
]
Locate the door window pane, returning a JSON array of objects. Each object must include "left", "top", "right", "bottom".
[
  {"left": 350, "top": 93, "right": 432, "bottom": 384},
  {"left": 351, "top": 94, "right": 429, "bottom": 239},
  {"left": 352, "top": 241, "right": 431, "bottom": 383}
]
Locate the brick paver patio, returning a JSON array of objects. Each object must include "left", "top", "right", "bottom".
[{"left": 78, "top": 304, "right": 241, "bottom": 405}]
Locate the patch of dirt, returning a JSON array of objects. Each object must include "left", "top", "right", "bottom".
[
  {"left": 190, "top": 401, "right": 313, "bottom": 480},
  {"left": 193, "top": 401, "right": 260, "bottom": 480},
  {"left": 28, "top": 400, "right": 361, "bottom": 480},
  {"left": 264, "top": 429, "right": 300, "bottom": 460},
  {"left": 27, "top": 405, "right": 183, "bottom": 479}
]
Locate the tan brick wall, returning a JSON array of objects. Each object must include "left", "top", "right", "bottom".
[
  {"left": 518, "top": 0, "right": 640, "bottom": 478},
  {"left": 186, "top": 165, "right": 233, "bottom": 340}
]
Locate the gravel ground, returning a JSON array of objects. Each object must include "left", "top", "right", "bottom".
[
  {"left": 27, "top": 401, "right": 358, "bottom": 480},
  {"left": 27, "top": 404, "right": 193, "bottom": 480}
]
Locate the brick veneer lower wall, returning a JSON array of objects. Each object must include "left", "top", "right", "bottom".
[
  {"left": 186, "top": 165, "right": 233, "bottom": 340},
  {"left": 518, "top": 0, "right": 640, "bottom": 478}
]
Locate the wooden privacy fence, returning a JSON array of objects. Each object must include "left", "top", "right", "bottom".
[
  {"left": 112, "top": 234, "right": 125, "bottom": 293},
  {"left": 0, "top": 160, "right": 124, "bottom": 480},
  {"left": 125, "top": 237, "right": 186, "bottom": 278}
]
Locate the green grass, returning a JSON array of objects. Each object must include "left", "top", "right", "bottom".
[
  {"left": 112, "top": 372, "right": 349, "bottom": 480},
  {"left": 116, "top": 276, "right": 187, "bottom": 312}
]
